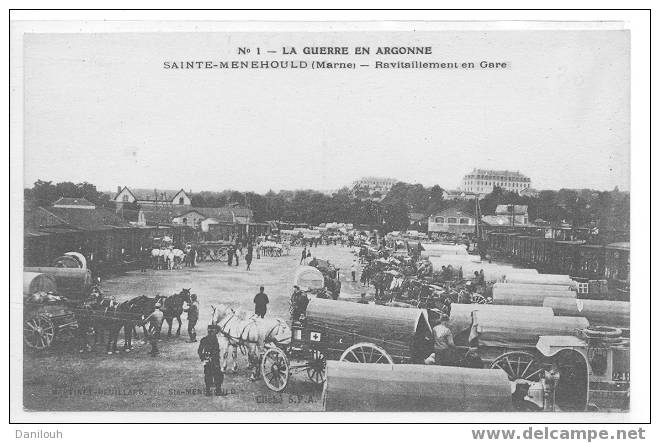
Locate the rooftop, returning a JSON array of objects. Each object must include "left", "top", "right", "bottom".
[{"left": 52, "top": 197, "right": 96, "bottom": 208}]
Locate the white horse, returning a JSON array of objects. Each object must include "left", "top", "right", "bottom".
[
  {"left": 171, "top": 248, "right": 185, "bottom": 269},
  {"left": 210, "top": 304, "right": 291, "bottom": 378}
]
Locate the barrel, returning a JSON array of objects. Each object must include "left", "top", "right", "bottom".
[
  {"left": 24, "top": 267, "right": 93, "bottom": 299},
  {"left": 23, "top": 272, "right": 58, "bottom": 295},
  {"left": 323, "top": 361, "right": 512, "bottom": 411},
  {"left": 543, "top": 297, "right": 630, "bottom": 329}
]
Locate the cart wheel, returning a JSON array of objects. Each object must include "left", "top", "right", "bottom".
[
  {"left": 306, "top": 350, "right": 326, "bottom": 385},
  {"left": 24, "top": 314, "right": 55, "bottom": 350},
  {"left": 471, "top": 294, "right": 487, "bottom": 304},
  {"left": 261, "top": 347, "right": 290, "bottom": 392},
  {"left": 339, "top": 342, "right": 394, "bottom": 364},
  {"left": 490, "top": 351, "right": 544, "bottom": 382}
]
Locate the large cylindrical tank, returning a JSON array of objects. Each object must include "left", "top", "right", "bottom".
[
  {"left": 542, "top": 297, "right": 630, "bottom": 329},
  {"left": 323, "top": 362, "right": 513, "bottom": 411},
  {"left": 24, "top": 267, "right": 93, "bottom": 299},
  {"left": 504, "top": 273, "right": 575, "bottom": 286},
  {"left": 23, "top": 272, "right": 58, "bottom": 295},
  {"left": 492, "top": 284, "right": 576, "bottom": 307}
]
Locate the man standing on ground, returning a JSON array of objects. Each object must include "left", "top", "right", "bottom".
[
  {"left": 351, "top": 260, "right": 358, "bottom": 282},
  {"left": 245, "top": 244, "right": 253, "bottom": 271},
  {"left": 254, "top": 286, "right": 269, "bottom": 318},
  {"left": 198, "top": 325, "right": 227, "bottom": 397},
  {"left": 300, "top": 247, "right": 307, "bottom": 265},
  {"left": 184, "top": 294, "right": 199, "bottom": 342},
  {"left": 142, "top": 303, "right": 164, "bottom": 356}
]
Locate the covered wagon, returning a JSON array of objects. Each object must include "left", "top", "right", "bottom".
[
  {"left": 492, "top": 282, "right": 577, "bottom": 307},
  {"left": 260, "top": 298, "right": 433, "bottom": 392},
  {"left": 23, "top": 272, "right": 77, "bottom": 351},
  {"left": 542, "top": 298, "right": 630, "bottom": 330},
  {"left": 24, "top": 267, "right": 93, "bottom": 299}
]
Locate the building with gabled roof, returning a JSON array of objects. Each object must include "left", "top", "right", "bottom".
[{"left": 113, "top": 186, "right": 191, "bottom": 207}]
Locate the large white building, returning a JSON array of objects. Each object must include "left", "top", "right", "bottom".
[
  {"left": 351, "top": 177, "right": 398, "bottom": 196},
  {"left": 460, "top": 169, "right": 531, "bottom": 195}
]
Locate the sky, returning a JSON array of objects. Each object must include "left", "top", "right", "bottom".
[{"left": 23, "top": 30, "right": 630, "bottom": 194}]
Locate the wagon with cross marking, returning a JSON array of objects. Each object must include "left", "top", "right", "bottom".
[{"left": 260, "top": 297, "right": 434, "bottom": 392}]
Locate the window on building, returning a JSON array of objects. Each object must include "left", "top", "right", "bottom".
[
  {"left": 435, "top": 217, "right": 445, "bottom": 223},
  {"left": 182, "top": 217, "right": 187, "bottom": 224},
  {"left": 179, "top": 197, "right": 184, "bottom": 205},
  {"left": 459, "top": 218, "right": 469, "bottom": 224},
  {"left": 447, "top": 217, "right": 457, "bottom": 224},
  {"left": 122, "top": 195, "right": 128, "bottom": 202}
]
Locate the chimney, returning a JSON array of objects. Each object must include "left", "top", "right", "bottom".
[{"left": 117, "top": 186, "right": 122, "bottom": 194}]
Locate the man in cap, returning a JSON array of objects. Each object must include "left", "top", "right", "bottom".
[
  {"left": 142, "top": 302, "right": 164, "bottom": 356},
  {"left": 254, "top": 286, "right": 269, "bottom": 318},
  {"left": 184, "top": 294, "right": 199, "bottom": 342},
  {"left": 198, "top": 325, "right": 227, "bottom": 396},
  {"left": 432, "top": 314, "right": 456, "bottom": 366}
]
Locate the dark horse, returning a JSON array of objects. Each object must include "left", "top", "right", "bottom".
[
  {"left": 80, "top": 298, "right": 138, "bottom": 354},
  {"left": 161, "top": 288, "right": 191, "bottom": 337},
  {"left": 124, "top": 294, "right": 166, "bottom": 339}
]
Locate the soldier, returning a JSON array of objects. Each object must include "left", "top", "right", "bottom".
[
  {"left": 142, "top": 303, "right": 164, "bottom": 356},
  {"left": 198, "top": 325, "right": 227, "bottom": 397},
  {"left": 184, "top": 294, "right": 199, "bottom": 342}
]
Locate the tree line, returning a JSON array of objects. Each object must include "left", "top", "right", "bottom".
[{"left": 24, "top": 180, "right": 629, "bottom": 233}]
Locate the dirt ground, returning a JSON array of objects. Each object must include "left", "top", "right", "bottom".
[{"left": 23, "top": 245, "right": 366, "bottom": 412}]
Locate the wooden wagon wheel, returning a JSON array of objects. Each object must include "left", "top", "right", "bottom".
[
  {"left": 24, "top": 314, "right": 55, "bottom": 350},
  {"left": 490, "top": 351, "right": 544, "bottom": 382},
  {"left": 471, "top": 294, "right": 488, "bottom": 304},
  {"left": 339, "top": 342, "right": 394, "bottom": 364},
  {"left": 306, "top": 350, "right": 326, "bottom": 385},
  {"left": 261, "top": 347, "right": 290, "bottom": 392}
]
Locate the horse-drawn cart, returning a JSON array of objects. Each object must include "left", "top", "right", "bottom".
[
  {"left": 451, "top": 306, "right": 629, "bottom": 411},
  {"left": 196, "top": 241, "right": 232, "bottom": 262},
  {"left": 23, "top": 272, "right": 82, "bottom": 350},
  {"left": 260, "top": 298, "right": 433, "bottom": 392}
]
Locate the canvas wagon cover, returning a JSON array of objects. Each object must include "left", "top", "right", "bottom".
[
  {"left": 293, "top": 265, "right": 324, "bottom": 290},
  {"left": 472, "top": 310, "right": 589, "bottom": 349},
  {"left": 24, "top": 267, "right": 93, "bottom": 298},
  {"left": 448, "top": 304, "right": 555, "bottom": 338},
  {"left": 542, "top": 297, "right": 630, "bottom": 329},
  {"left": 305, "top": 298, "right": 431, "bottom": 360},
  {"left": 23, "top": 272, "right": 58, "bottom": 295},
  {"left": 324, "top": 361, "right": 512, "bottom": 412}
]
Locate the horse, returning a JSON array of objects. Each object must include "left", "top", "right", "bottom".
[
  {"left": 161, "top": 288, "right": 191, "bottom": 337},
  {"left": 81, "top": 298, "right": 136, "bottom": 354},
  {"left": 124, "top": 294, "right": 166, "bottom": 339},
  {"left": 210, "top": 304, "right": 291, "bottom": 378},
  {"left": 171, "top": 249, "right": 185, "bottom": 269}
]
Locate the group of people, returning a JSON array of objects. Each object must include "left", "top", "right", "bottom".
[{"left": 227, "top": 243, "right": 254, "bottom": 270}]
